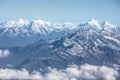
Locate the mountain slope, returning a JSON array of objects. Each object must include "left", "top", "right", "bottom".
[
  {"left": 0, "top": 26, "right": 120, "bottom": 73},
  {"left": 16, "top": 29, "right": 120, "bottom": 71}
]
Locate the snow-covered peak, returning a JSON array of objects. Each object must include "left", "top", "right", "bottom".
[
  {"left": 103, "top": 21, "right": 109, "bottom": 25},
  {"left": 103, "top": 21, "right": 115, "bottom": 28},
  {"left": 32, "top": 20, "right": 51, "bottom": 26},
  {"left": 88, "top": 19, "right": 99, "bottom": 24},
  {"left": 87, "top": 19, "right": 101, "bottom": 30},
  {"left": 0, "top": 19, "right": 29, "bottom": 28},
  {"left": 102, "top": 21, "right": 117, "bottom": 32},
  {"left": 2, "top": 20, "right": 16, "bottom": 28},
  {"left": 17, "top": 18, "right": 29, "bottom": 26},
  {"left": 62, "top": 22, "right": 77, "bottom": 30}
]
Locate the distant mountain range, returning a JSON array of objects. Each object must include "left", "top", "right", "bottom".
[{"left": 0, "top": 19, "right": 119, "bottom": 47}]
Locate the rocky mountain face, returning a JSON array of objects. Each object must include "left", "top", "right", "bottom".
[{"left": 14, "top": 29, "right": 120, "bottom": 71}]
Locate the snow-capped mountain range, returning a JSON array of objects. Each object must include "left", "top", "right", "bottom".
[
  {"left": 0, "top": 19, "right": 120, "bottom": 79},
  {"left": 0, "top": 19, "right": 78, "bottom": 47},
  {"left": 0, "top": 19, "right": 119, "bottom": 47}
]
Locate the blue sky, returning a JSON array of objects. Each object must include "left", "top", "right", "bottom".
[{"left": 0, "top": 0, "right": 120, "bottom": 24}]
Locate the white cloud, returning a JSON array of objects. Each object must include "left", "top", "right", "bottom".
[
  {"left": 0, "top": 64, "right": 119, "bottom": 80},
  {"left": 0, "top": 68, "right": 43, "bottom": 79},
  {"left": 0, "top": 49, "right": 10, "bottom": 58}
]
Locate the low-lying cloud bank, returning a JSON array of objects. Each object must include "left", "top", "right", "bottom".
[
  {"left": 0, "top": 49, "right": 10, "bottom": 58},
  {"left": 0, "top": 64, "right": 119, "bottom": 80}
]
